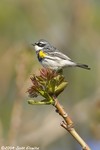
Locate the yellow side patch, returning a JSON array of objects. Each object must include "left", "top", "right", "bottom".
[{"left": 38, "top": 50, "right": 47, "bottom": 58}]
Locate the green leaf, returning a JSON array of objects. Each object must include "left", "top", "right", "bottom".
[
  {"left": 49, "top": 79, "right": 56, "bottom": 93},
  {"left": 28, "top": 99, "right": 54, "bottom": 105},
  {"left": 55, "top": 81, "right": 68, "bottom": 96}
]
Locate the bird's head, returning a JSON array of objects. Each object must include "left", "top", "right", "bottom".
[{"left": 32, "top": 39, "right": 50, "bottom": 52}]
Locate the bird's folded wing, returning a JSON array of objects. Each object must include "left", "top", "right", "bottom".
[{"left": 48, "top": 51, "right": 71, "bottom": 61}]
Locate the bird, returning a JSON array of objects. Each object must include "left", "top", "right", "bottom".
[{"left": 32, "top": 39, "right": 90, "bottom": 71}]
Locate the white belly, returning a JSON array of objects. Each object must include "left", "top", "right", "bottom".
[{"left": 41, "top": 58, "right": 75, "bottom": 70}]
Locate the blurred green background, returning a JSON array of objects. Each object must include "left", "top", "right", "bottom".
[{"left": 0, "top": 0, "right": 100, "bottom": 149}]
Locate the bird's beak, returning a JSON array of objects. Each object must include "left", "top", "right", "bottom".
[{"left": 32, "top": 43, "right": 35, "bottom": 46}]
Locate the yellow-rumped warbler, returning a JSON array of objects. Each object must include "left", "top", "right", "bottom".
[{"left": 32, "top": 39, "right": 90, "bottom": 71}]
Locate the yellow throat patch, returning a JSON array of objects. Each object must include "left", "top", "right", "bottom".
[{"left": 38, "top": 50, "right": 47, "bottom": 58}]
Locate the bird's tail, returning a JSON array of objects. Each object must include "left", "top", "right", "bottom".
[{"left": 76, "top": 63, "right": 91, "bottom": 70}]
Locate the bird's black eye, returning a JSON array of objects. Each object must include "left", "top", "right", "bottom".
[{"left": 37, "top": 42, "right": 46, "bottom": 47}]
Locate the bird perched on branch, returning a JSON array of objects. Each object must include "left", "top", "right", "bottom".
[{"left": 32, "top": 39, "right": 90, "bottom": 71}]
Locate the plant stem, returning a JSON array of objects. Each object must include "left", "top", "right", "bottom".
[{"left": 53, "top": 97, "right": 91, "bottom": 150}]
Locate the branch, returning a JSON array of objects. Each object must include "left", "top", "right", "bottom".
[
  {"left": 53, "top": 97, "right": 91, "bottom": 150},
  {"left": 27, "top": 68, "right": 91, "bottom": 150}
]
